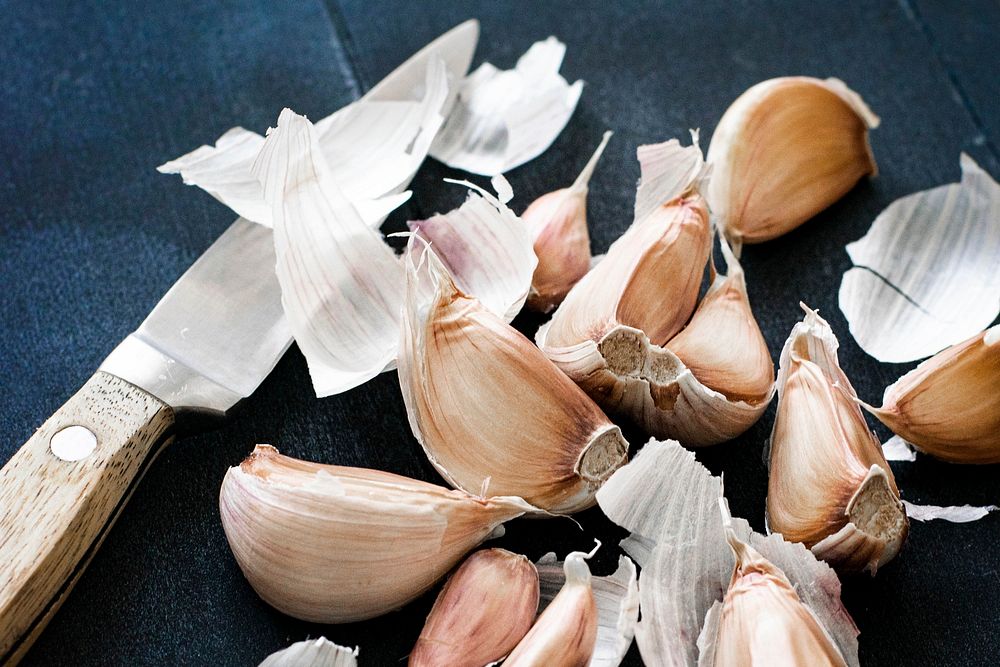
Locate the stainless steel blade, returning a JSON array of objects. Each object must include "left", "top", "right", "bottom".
[{"left": 100, "top": 218, "right": 290, "bottom": 414}]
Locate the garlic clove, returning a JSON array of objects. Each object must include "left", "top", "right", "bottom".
[
  {"left": 259, "top": 638, "right": 358, "bottom": 667},
  {"left": 525, "top": 131, "right": 613, "bottom": 313},
  {"left": 409, "top": 548, "right": 539, "bottom": 667},
  {"left": 707, "top": 77, "right": 878, "bottom": 248},
  {"left": 767, "top": 306, "right": 908, "bottom": 573},
  {"left": 865, "top": 325, "right": 1000, "bottom": 463},
  {"left": 218, "top": 445, "right": 534, "bottom": 624},
  {"left": 706, "top": 503, "right": 849, "bottom": 667},
  {"left": 504, "top": 549, "right": 599, "bottom": 667},
  {"left": 398, "top": 238, "right": 629, "bottom": 514}
]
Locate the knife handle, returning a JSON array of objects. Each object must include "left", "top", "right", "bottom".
[{"left": 0, "top": 371, "right": 174, "bottom": 665}]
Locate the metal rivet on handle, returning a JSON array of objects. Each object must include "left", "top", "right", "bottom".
[{"left": 50, "top": 425, "right": 98, "bottom": 461}]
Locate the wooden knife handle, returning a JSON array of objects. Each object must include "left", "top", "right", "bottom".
[{"left": 0, "top": 371, "right": 174, "bottom": 665}]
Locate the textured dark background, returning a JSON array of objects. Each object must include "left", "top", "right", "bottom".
[{"left": 2, "top": 1, "right": 998, "bottom": 664}]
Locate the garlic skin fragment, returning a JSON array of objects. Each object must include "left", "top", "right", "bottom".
[
  {"left": 865, "top": 325, "right": 1000, "bottom": 464},
  {"left": 703, "top": 503, "right": 848, "bottom": 667},
  {"left": 504, "top": 550, "right": 599, "bottom": 667},
  {"left": 218, "top": 445, "right": 534, "bottom": 624},
  {"left": 524, "top": 131, "right": 613, "bottom": 313},
  {"left": 409, "top": 549, "right": 539, "bottom": 667},
  {"left": 259, "top": 638, "right": 358, "bottom": 667},
  {"left": 399, "top": 240, "right": 628, "bottom": 514},
  {"left": 767, "top": 306, "right": 908, "bottom": 574},
  {"left": 707, "top": 77, "right": 878, "bottom": 248}
]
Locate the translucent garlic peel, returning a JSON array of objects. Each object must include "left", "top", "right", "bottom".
[
  {"left": 901, "top": 501, "right": 997, "bottom": 523},
  {"left": 839, "top": 154, "right": 1000, "bottom": 363},
  {"left": 866, "top": 325, "right": 1000, "bottom": 463},
  {"left": 219, "top": 445, "right": 533, "bottom": 624},
  {"left": 398, "top": 240, "right": 628, "bottom": 514},
  {"left": 409, "top": 548, "right": 539, "bottom": 667},
  {"left": 768, "top": 306, "right": 907, "bottom": 573},
  {"left": 259, "top": 638, "right": 358, "bottom": 667},
  {"left": 596, "top": 439, "right": 859, "bottom": 667},
  {"left": 430, "top": 36, "right": 583, "bottom": 176},
  {"left": 707, "top": 76, "right": 878, "bottom": 247}
]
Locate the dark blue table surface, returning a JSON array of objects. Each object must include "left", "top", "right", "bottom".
[{"left": 2, "top": 1, "right": 998, "bottom": 664}]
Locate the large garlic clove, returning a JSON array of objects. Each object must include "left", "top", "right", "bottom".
[
  {"left": 767, "top": 306, "right": 908, "bottom": 573},
  {"left": 504, "top": 550, "right": 599, "bottom": 667},
  {"left": 707, "top": 77, "right": 879, "bottom": 248},
  {"left": 399, "top": 239, "right": 628, "bottom": 514},
  {"left": 409, "top": 548, "right": 539, "bottom": 667},
  {"left": 259, "top": 638, "right": 358, "bottom": 667},
  {"left": 538, "top": 224, "right": 774, "bottom": 446},
  {"left": 704, "top": 505, "right": 848, "bottom": 667},
  {"left": 218, "top": 445, "right": 534, "bottom": 624},
  {"left": 524, "top": 131, "right": 613, "bottom": 313},
  {"left": 865, "top": 325, "right": 1000, "bottom": 464}
]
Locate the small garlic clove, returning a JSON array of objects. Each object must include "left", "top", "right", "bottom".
[
  {"left": 706, "top": 504, "right": 848, "bottom": 667},
  {"left": 399, "top": 238, "right": 629, "bottom": 514},
  {"left": 767, "top": 306, "right": 908, "bottom": 574},
  {"left": 409, "top": 548, "right": 539, "bottom": 667},
  {"left": 707, "top": 77, "right": 879, "bottom": 248},
  {"left": 219, "top": 445, "right": 534, "bottom": 624},
  {"left": 259, "top": 638, "right": 358, "bottom": 667},
  {"left": 504, "top": 549, "right": 599, "bottom": 667},
  {"left": 865, "top": 325, "right": 1000, "bottom": 464},
  {"left": 525, "top": 131, "right": 613, "bottom": 313}
]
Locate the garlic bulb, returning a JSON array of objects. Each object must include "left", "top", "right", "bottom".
[
  {"left": 704, "top": 508, "right": 848, "bottom": 667},
  {"left": 504, "top": 549, "right": 599, "bottom": 667},
  {"left": 865, "top": 325, "right": 1000, "bottom": 464},
  {"left": 219, "top": 445, "right": 534, "bottom": 623},
  {"left": 707, "top": 77, "right": 879, "bottom": 248},
  {"left": 409, "top": 549, "right": 539, "bottom": 667},
  {"left": 398, "top": 240, "right": 629, "bottom": 514},
  {"left": 524, "top": 131, "right": 613, "bottom": 313},
  {"left": 767, "top": 307, "right": 908, "bottom": 573},
  {"left": 259, "top": 638, "right": 358, "bottom": 667},
  {"left": 537, "top": 157, "right": 774, "bottom": 446}
]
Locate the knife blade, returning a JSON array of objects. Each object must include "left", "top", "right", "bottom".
[{"left": 0, "top": 20, "right": 478, "bottom": 664}]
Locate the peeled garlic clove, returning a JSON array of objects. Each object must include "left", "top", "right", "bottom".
[
  {"left": 504, "top": 549, "right": 599, "bottom": 667},
  {"left": 707, "top": 77, "right": 879, "bottom": 247},
  {"left": 409, "top": 548, "right": 539, "bottom": 667},
  {"left": 525, "top": 131, "right": 613, "bottom": 313},
  {"left": 767, "top": 306, "right": 907, "bottom": 573},
  {"left": 865, "top": 325, "right": 1000, "bottom": 464},
  {"left": 399, "top": 239, "right": 628, "bottom": 514},
  {"left": 219, "top": 445, "right": 534, "bottom": 623},
  {"left": 259, "top": 638, "right": 358, "bottom": 667},
  {"left": 705, "top": 505, "right": 848, "bottom": 667}
]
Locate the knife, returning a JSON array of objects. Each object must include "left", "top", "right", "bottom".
[{"left": 0, "top": 19, "right": 478, "bottom": 664}]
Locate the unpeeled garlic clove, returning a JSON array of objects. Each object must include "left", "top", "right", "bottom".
[
  {"left": 409, "top": 548, "right": 539, "bottom": 667},
  {"left": 504, "top": 549, "right": 599, "bottom": 667},
  {"left": 259, "top": 638, "right": 358, "bottom": 667},
  {"left": 524, "top": 131, "right": 613, "bottom": 313},
  {"left": 707, "top": 77, "right": 879, "bottom": 248},
  {"left": 704, "top": 501, "right": 848, "bottom": 667},
  {"left": 865, "top": 325, "right": 1000, "bottom": 464},
  {"left": 766, "top": 306, "right": 908, "bottom": 573},
  {"left": 219, "top": 445, "right": 534, "bottom": 623},
  {"left": 398, "top": 238, "right": 629, "bottom": 514}
]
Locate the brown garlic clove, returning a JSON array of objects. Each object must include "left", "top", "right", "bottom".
[
  {"left": 865, "top": 325, "right": 1000, "bottom": 464},
  {"left": 766, "top": 306, "right": 907, "bottom": 574},
  {"left": 707, "top": 77, "right": 879, "bottom": 249},
  {"left": 409, "top": 549, "right": 539, "bottom": 667}
]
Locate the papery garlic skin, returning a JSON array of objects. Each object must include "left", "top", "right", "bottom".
[
  {"left": 767, "top": 307, "right": 907, "bottom": 573},
  {"left": 504, "top": 551, "right": 598, "bottom": 667},
  {"left": 866, "top": 325, "right": 1000, "bottom": 464},
  {"left": 708, "top": 77, "right": 878, "bottom": 247},
  {"left": 707, "top": 508, "right": 848, "bottom": 667},
  {"left": 259, "top": 638, "right": 358, "bottom": 667},
  {"left": 399, "top": 240, "right": 628, "bottom": 514},
  {"left": 409, "top": 549, "right": 539, "bottom": 667},
  {"left": 525, "top": 131, "right": 613, "bottom": 313},
  {"left": 219, "top": 445, "right": 534, "bottom": 624}
]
